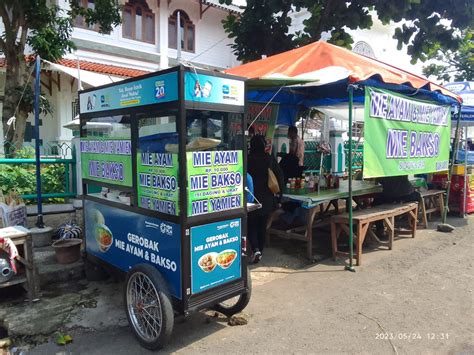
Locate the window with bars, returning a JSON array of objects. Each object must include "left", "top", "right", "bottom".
[
  {"left": 75, "top": 0, "right": 100, "bottom": 31},
  {"left": 168, "top": 10, "right": 195, "bottom": 53},
  {"left": 72, "top": 99, "right": 79, "bottom": 120},
  {"left": 122, "top": 0, "right": 155, "bottom": 44}
]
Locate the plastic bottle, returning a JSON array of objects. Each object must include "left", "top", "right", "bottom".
[
  {"left": 327, "top": 170, "right": 333, "bottom": 189},
  {"left": 290, "top": 178, "right": 296, "bottom": 190},
  {"left": 319, "top": 174, "right": 326, "bottom": 189},
  {"left": 308, "top": 173, "right": 315, "bottom": 191}
]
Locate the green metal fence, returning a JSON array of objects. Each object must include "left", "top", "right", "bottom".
[
  {"left": 0, "top": 142, "right": 76, "bottom": 202},
  {"left": 344, "top": 140, "right": 364, "bottom": 171},
  {"left": 303, "top": 140, "right": 363, "bottom": 173}
]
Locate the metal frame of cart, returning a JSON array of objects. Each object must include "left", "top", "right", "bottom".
[{"left": 79, "top": 65, "right": 250, "bottom": 350}]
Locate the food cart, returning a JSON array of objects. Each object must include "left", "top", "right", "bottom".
[{"left": 79, "top": 65, "right": 250, "bottom": 349}]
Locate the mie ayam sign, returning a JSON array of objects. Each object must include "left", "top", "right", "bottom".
[{"left": 363, "top": 87, "right": 451, "bottom": 178}]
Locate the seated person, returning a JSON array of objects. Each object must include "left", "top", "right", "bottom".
[
  {"left": 277, "top": 153, "right": 306, "bottom": 227},
  {"left": 279, "top": 152, "right": 304, "bottom": 183},
  {"left": 373, "top": 175, "right": 420, "bottom": 237},
  {"left": 468, "top": 138, "right": 474, "bottom": 151}
]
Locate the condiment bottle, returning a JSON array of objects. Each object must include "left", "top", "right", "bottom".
[
  {"left": 319, "top": 174, "right": 326, "bottom": 189},
  {"left": 334, "top": 174, "right": 340, "bottom": 188},
  {"left": 308, "top": 173, "right": 315, "bottom": 191},
  {"left": 296, "top": 178, "right": 301, "bottom": 189},
  {"left": 290, "top": 178, "right": 296, "bottom": 190},
  {"left": 326, "top": 170, "right": 333, "bottom": 189}
]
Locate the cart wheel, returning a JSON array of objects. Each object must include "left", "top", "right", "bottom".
[
  {"left": 125, "top": 264, "right": 174, "bottom": 350},
  {"left": 212, "top": 267, "right": 252, "bottom": 317}
]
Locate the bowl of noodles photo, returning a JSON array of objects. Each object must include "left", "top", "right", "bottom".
[
  {"left": 95, "top": 224, "right": 113, "bottom": 252},
  {"left": 198, "top": 252, "right": 218, "bottom": 273},
  {"left": 216, "top": 249, "right": 237, "bottom": 269}
]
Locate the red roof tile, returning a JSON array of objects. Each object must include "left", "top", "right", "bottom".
[
  {"left": 58, "top": 58, "right": 150, "bottom": 77},
  {"left": 0, "top": 57, "right": 151, "bottom": 78}
]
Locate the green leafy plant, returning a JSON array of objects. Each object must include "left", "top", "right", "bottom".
[{"left": 0, "top": 163, "right": 66, "bottom": 204}]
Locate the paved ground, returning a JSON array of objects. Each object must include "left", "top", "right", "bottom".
[{"left": 14, "top": 216, "right": 474, "bottom": 354}]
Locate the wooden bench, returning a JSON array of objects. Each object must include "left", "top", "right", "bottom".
[
  {"left": 418, "top": 190, "right": 445, "bottom": 228},
  {"left": 331, "top": 202, "right": 418, "bottom": 266}
]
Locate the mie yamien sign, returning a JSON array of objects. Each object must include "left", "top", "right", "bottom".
[
  {"left": 187, "top": 150, "right": 244, "bottom": 216},
  {"left": 363, "top": 87, "right": 451, "bottom": 178}
]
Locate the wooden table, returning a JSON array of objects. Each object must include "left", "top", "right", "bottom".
[
  {"left": 0, "top": 226, "right": 39, "bottom": 300},
  {"left": 267, "top": 180, "right": 383, "bottom": 260}
]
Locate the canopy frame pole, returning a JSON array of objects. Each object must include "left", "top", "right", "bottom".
[
  {"left": 247, "top": 87, "right": 283, "bottom": 129},
  {"left": 464, "top": 126, "right": 468, "bottom": 217},
  {"left": 442, "top": 103, "right": 462, "bottom": 224},
  {"left": 345, "top": 84, "right": 355, "bottom": 272},
  {"left": 34, "top": 55, "right": 44, "bottom": 228}
]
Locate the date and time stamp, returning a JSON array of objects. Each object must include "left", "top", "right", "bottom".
[{"left": 375, "top": 333, "right": 450, "bottom": 341}]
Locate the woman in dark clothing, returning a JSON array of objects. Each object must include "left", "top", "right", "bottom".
[{"left": 247, "top": 135, "right": 284, "bottom": 263}]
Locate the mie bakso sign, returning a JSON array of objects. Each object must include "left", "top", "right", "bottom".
[{"left": 363, "top": 87, "right": 451, "bottom": 178}]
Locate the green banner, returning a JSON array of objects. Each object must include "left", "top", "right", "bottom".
[
  {"left": 187, "top": 150, "right": 243, "bottom": 216},
  {"left": 363, "top": 87, "right": 451, "bottom": 178},
  {"left": 80, "top": 138, "right": 132, "bottom": 186},
  {"left": 137, "top": 152, "right": 179, "bottom": 216}
]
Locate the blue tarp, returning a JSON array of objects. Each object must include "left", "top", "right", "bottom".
[{"left": 249, "top": 76, "right": 461, "bottom": 126}]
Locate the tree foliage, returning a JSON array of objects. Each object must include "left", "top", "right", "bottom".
[
  {"left": 220, "top": 0, "right": 473, "bottom": 64},
  {"left": 0, "top": 0, "right": 120, "bottom": 154},
  {"left": 422, "top": 31, "right": 474, "bottom": 83}
]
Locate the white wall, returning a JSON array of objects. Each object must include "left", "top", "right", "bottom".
[{"left": 168, "top": 1, "right": 240, "bottom": 69}]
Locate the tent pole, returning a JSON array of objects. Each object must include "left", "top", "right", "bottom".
[
  {"left": 345, "top": 85, "right": 355, "bottom": 272},
  {"left": 34, "top": 55, "right": 44, "bottom": 228},
  {"left": 463, "top": 126, "right": 468, "bottom": 216},
  {"left": 441, "top": 104, "right": 462, "bottom": 225}
]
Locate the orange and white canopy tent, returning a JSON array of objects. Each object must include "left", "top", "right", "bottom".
[
  {"left": 225, "top": 40, "right": 459, "bottom": 102},
  {"left": 224, "top": 41, "right": 461, "bottom": 124},
  {"left": 225, "top": 41, "right": 462, "bottom": 269}
]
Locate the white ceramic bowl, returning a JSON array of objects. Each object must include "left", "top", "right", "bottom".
[
  {"left": 95, "top": 224, "right": 113, "bottom": 252},
  {"left": 118, "top": 195, "right": 130, "bottom": 204}
]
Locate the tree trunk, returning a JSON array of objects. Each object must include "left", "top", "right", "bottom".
[{"left": 2, "top": 53, "right": 31, "bottom": 157}]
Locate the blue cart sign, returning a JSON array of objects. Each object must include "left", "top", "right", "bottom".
[
  {"left": 85, "top": 200, "right": 182, "bottom": 299},
  {"left": 79, "top": 71, "right": 179, "bottom": 114},
  {"left": 190, "top": 218, "right": 241, "bottom": 294},
  {"left": 184, "top": 72, "right": 244, "bottom": 106}
]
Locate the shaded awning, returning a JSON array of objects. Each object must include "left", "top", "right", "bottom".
[{"left": 44, "top": 60, "right": 125, "bottom": 87}]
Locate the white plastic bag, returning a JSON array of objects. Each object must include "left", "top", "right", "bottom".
[{"left": 0, "top": 203, "right": 27, "bottom": 228}]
